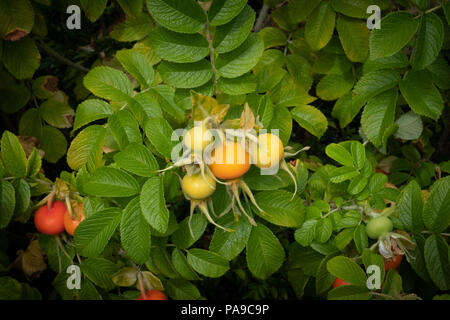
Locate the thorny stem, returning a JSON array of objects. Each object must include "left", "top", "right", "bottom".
[
  {"left": 254, "top": 4, "right": 269, "bottom": 32},
  {"left": 425, "top": 4, "right": 442, "bottom": 14},
  {"left": 65, "top": 195, "right": 75, "bottom": 220},
  {"left": 322, "top": 204, "right": 362, "bottom": 218},
  {"left": 36, "top": 41, "right": 89, "bottom": 73},
  {"left": 284, "top": 32, "right": 293, "bottom": 56},
  {"left": 47, "top": 186, "right": 56, "bottom": 210},
  {"left": 413, "top": 4, "right": 442, "bottom": 19},
  {"left": 55, "top": 235, "right": 74, "bottom": 263},
  {"left": 205, "top": 19, "right": 217, "bottom": 95},
  {"left": 137, "top": 272, "right": 146, "bottom": 297},
  {"left": 421, "top": 231, "right": 450, "bottom": 237}
]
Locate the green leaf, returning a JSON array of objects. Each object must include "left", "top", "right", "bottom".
[
  {"left": 352, "top": 70, "right": 400, "bottom": 110},
  {"left": 114, "top": 143, "right": 159, "bottom": 177},
  {"left": 107, "top": 109, "right": 141, "bottom": 150},
  {"left": 313, "top": 51, "right": 352, "bottom": 75},
  {"left": 83, "top": 67, "right": 133, "bottom": 102},
  {"left": 325, "top": 143, "right": 353, "bottom": 167},
  {"left": 80, "top": 0, "right": 107, "bottom": 22},
  {"left": 19, "top": 109, "right": 42, "bottom": 138},
  {"left": 258, "top": 27, "right": 287, "bottom": 49},
  {"left": 216, "top": 33, "right": 264, "bottom": 78},
  {"left": 84, "top": 167, "right": 140, "bottom": 198},
  {"left": 1, "top": 131, "right": 27, "bottom": 177},
  {"left": 12, "top": 178, "right": 30, "bottom": 218},
  {"left": 171, "top": 248, "right": 200, "bottom": 280},
  {"left": 291, "top": 105, "right": 328, "bottom": 139},
  {"left": 335, "top": 228, "right": 355, "bottom": 250},
  {"left": 109, "top": 13, "right": 154, "bottom": 42},
  {"left": 39, "top": 100, "right": 74, "bottom": 129},
  {"left": 409, "top": 234, "right": 432, "bottom": 283},
  {"left": 269, "top": 75, "right": 316, "bottom": 107},
  {"left": 329, "top": 166, "right": 359, "bottom": 183},
  {"left": 305, "top": 1, "right": 336, "bottom": 51},
  {"left": 150, "top": 85, "right": 186, "bottom": 124},
  {"left": 268, "top": 106, "right": 292, "bottom": 146},
  {"left": 411, "top": 13, "right": 444, "bottom": 70},
  {"left": 327, "top": 285, "right": 371, "bottom": 300},
  {"left": 209, "top": 214, "right": 252, "bottom": 260},
  {"left": 78, "top": 279, "right": 102, "bottom": 300},
  {"left": 288, "top": 269, "right": 310, "bottom": 299},
  {"left": 149, "top": 26, "right": 209, "bottom": 63},
  {"left": 424, "top": 234, "right": 450, "bottom": 290},
  {"left": 130, "top": 92, "right": 163, "bottom": 126},
  {"left": 146, "top": 0, "right": 205, "bottom": 34},
  {"left": 286, "top": 54, "right": 313, "bottom": 90},
  {"left": 361, "top": 89, "right": 397, "bottom": 148},
  {"left": 243, "top": 167, "right": 291, "bottom": 191},
  {"left": 253, "top": 49, "right": 286, "bottom": 75},
  {"left": 247, "top": 94, "right": 274, "bottom": 128},
  {"left": 120, "top": 197, "right": 151, "bottom": 264},
  {"left": 80, "top": 258, "right": 119, "bottom": 290},
  {"left": 253, "top": 191, "right": 305, "bottom": 227},
  {"left": 348, "top": 175, "right": 368, "bottom": 195},
  {"left": 288, "top": 0, "right": 321, "bottom": 23},
  {"left": 397, "top": 180, "right": 424, "bottom": 232},
  {"left": 140, "top": 176, "right": 169, "bottom": 234},
  {"left": 271, "top": 5, "right": 297, "bottom": 31},
  {"left": 331, "top": 0, "right": 389, "bottom": 19},
  {"left": 362, "top": 51, "right": 409, "bottom": 74},
  {"left": 208, "top": 0, "right": 247, "bottom": 26},
  {"left": 73, "top": 99, "right": 114, "bottom": 131},
  {"left": 171, "top": 214, "right": 207, "bottom": 249},
  {"left": 394, "top": 111, "right": 423, "bottom": 140},
  {"left": 214, "top": 5, "right": 255, "bottom": 54},
  {"left": 369, "top": 11, "right": 419, "bottom": 60},
  {"left": 314, "top": 218, "right": 333, "bottom": 243},
  {"left": 362, "top": 248, "right": 385, "bottom": 284},
  {"left": 2, "top": 37, "right": 40, "bottom": 79},
  {"left": 164, "top": 279, "right": 201, "bottom": 300},
  {"left": 0, "top": 72, "right": 31, "bottom": 114},
  {"left": 217, "top": 73, "right": 256, "bottom": 95},
  {"left": 187, "top": 249, "right": 230, "bottom": 278},
  {"left": 148, "top": 244, "right": 179, "bottom": 278},
  {"left": 295, "top": 220, "right": 317, "bottom": 247},
  {"left": 423, "top": 176, "right": 450, "bottom": 233},
  {"left": 40, "top": 126, "right": 68, "bottom": 164},
  {"left": 26, "top": 148, "right": 41, "bottom": 177},
  {"left": 336, "top": 15, "right": 369, "bottom": 62},
  {"left": 316, "top": 251, "right": 340, "bottom": 294},
  {"left": 116, "top": 49, "right": 155, "bottom": 88},
  {"left": 75, "top": 208, "right": 123, "bottom": 257},
  {"left": 158, "top": 60, "right": 212, "bottom": 88},
  {"left": 246, "top": 224, "right": 285, "bottom": 279},
  {"left": 327, "top": 256, "right": 367, "bottom": 286},
  {"left": 316, "top": 72, "right": 354, "bottom": 101},
  {"left": 353, "top": 225, "right": 368, "bottom": 253},
  {"left": 67, "top": 125, "right": 106, "bottom": 171},
  {"left": 351, "top": 141, "right": 366, "bottom": 170},
  {"left": 0, "top": 0, "right": 34, "bottom": 39},
  {"left": 255, "top": 65, "right": 286, "bottom": 93},
  {"left": 426, "top": 55, "right": 450, "bottom": 90},
  {"left": 144, "top": 117, "right": 178, "bottom": 159},
  {"left": 399, "top": 70, "right": 444, "bottom": 120},
  {"left": 0, "top": 181, "right": 15, "bottom": 229},
  {"left": 117, "top": 0, "right": 144, "bottom": 17},
  {"left": 0, "top": 277, "right": 23, "bottom": 300}
]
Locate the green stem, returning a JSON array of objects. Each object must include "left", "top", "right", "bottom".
[{"left": 205, "top": 19, "right": 217, "bottom": 95}]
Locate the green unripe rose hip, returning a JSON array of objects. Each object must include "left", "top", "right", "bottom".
[{"left": 366, "top": 216, "right": 393, "bottom": 239}]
